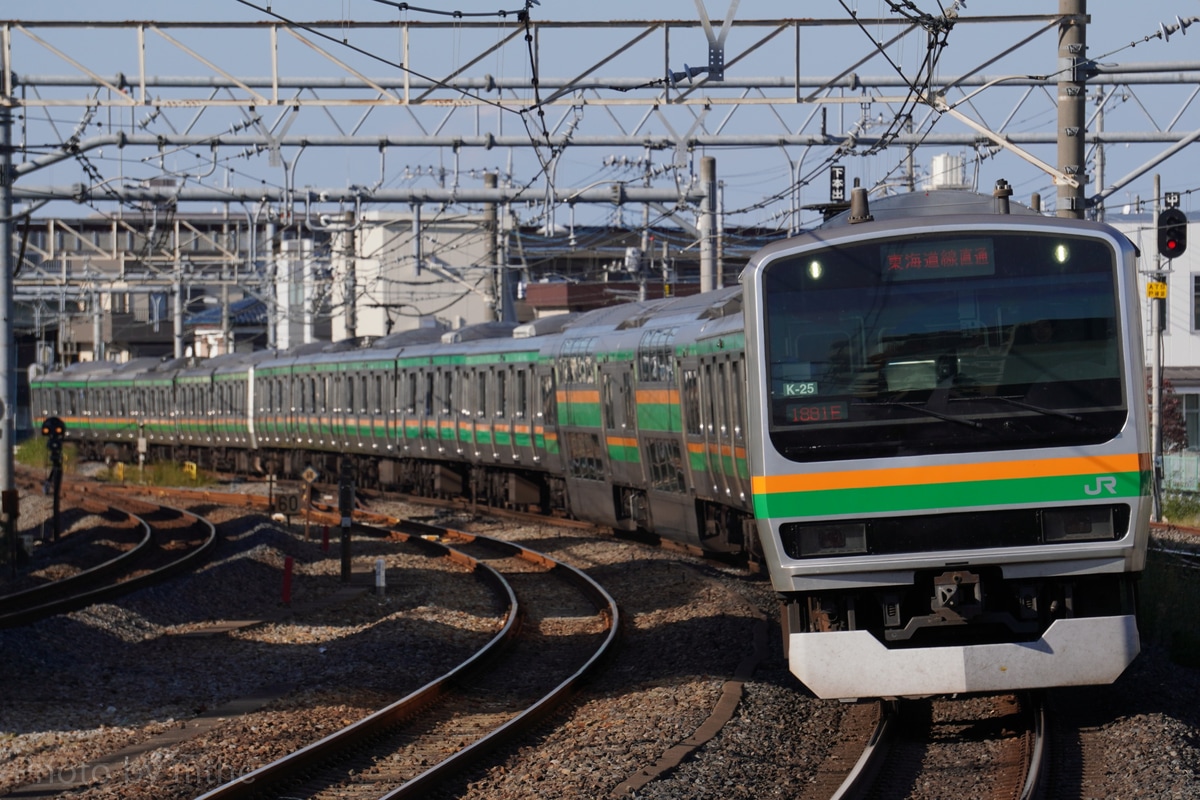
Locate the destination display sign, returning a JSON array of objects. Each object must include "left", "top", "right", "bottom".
[
  {"left": 785, "top": 400, "right": 849, "bottom": 423},
  {"left": 882, "top": 238, "right": 996, "bottom": 281}
]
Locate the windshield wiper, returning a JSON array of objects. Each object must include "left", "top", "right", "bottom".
[
  {"left": 968, "top": 394, "right": 1084, "bottom": 423},
  {"left": 874, "top": 401, "right": 984, "bottom": 429}
]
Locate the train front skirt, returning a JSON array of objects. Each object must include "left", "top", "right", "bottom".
[{"left": 789, "top": 614, "right": 1139, "bottom": 699}]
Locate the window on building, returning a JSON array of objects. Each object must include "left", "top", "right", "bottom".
[{"left": 1186, "top": 394, "right": 1200, "bottom": 450}]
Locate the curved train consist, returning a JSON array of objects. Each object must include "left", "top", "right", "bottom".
[{"left": 31, "top": 188, "right": 1151, "bottom": 699}]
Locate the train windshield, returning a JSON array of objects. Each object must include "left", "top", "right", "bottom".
[{"left": 762, "top": 230, "right": 1127, "bottom": 460}]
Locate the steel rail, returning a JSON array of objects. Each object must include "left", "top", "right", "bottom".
[
  {"left": 196, "top": 518, "right": 617, "bottom": 800},
  {"left": 0, "top": 492, "right": 216, "bottom": 628}
]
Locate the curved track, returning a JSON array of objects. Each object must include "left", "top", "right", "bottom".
[
  {"left": 0, "top": 486, "right": 217, "bottom": 628},
  {"left": 196, "top": 517, "right": 619, "bottom": 800}
]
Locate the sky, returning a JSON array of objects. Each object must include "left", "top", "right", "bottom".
[{"left": 7, "top": 1, "right": 1200, "bottom": 230}]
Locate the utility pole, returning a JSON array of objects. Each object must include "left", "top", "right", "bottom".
[
  {"left": 484, "top": 171, "right": 509, "bottom": 321},
  {"left": 699, "top": 156, "right": 717, "bottom": 292},
  {"left": 0, "top": 102, "right": 17, "bottom": 564},
  {"left": 1056, "top": 0, "right": 1087, "bottom": 219}
]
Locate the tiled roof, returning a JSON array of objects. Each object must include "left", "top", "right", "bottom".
[{"left": 185, "top": 297, "right": 266, "bottom": 327}]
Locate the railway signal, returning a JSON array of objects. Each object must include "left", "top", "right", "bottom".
[
  {"left": 40, "top": 416, "right": 66, "bottom": 540},
  {"left": 1157, "top": 207, "right": 1188, "bottom": 259}
]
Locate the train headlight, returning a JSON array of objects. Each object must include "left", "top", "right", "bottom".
[
  {"left": 1041, "top": 506, "right": 1117, "bottom": 543},
  {"left": 779, "top": 521, "right": 867, "bottom": 558}
]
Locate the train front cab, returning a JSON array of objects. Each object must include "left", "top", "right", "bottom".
[{"left": 742, "top": 211, "right": 1150, "bottom": 699}]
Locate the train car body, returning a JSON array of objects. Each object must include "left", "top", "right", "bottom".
[
  {"left": 28, "top": 187, "right": 1150, "bottom": 700},
  {"left": 741, "top": 190, "right": 1150, "bottom": 698}
]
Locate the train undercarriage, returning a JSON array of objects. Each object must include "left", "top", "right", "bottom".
[{"left": 104, "top": 440, "right": 752, "bottom": 556}]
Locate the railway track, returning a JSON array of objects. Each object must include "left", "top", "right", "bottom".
[
  {"left": 0, "top": 485, "right": 217, "bottom": 628},
  {"left": 196, "top": 517, "right": 619, "bottom": 800},
  {"left": 827, "top": 693, "right": 1045, "bottom": 800}
]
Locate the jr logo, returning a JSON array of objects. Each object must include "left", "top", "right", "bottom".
[{"left": 1084, "top": 476, "right": 1118, "bottom": 496}]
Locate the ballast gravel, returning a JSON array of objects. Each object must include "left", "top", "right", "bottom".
[{"left": 1, "top": 491, "right": 1198, "bottom": 799}]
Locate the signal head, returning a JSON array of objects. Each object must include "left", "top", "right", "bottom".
[{"left": 1158, "top": 208, "right": 1188, "bottom": 259}]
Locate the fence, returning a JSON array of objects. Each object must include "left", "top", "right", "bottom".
[{"left": 1163, "top": 452, "right": 1200, "bottom": 493}]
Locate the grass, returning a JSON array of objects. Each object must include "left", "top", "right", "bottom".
[
  {"left": 17, "top": 438, "right": 213, "bottom": 488},
  {"left": 1162, "top": 492, "right": 1200, "bottom": 528},
  {"left": 14, "top": 436, "right": 76, "bottom": 473},
  {"left": 96, "top": 460, "right": 215, "bottom": 488}
]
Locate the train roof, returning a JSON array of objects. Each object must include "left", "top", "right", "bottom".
[
  {"left": 370, "top": 327, "right": 448, "bottom": 348},
  {"left": 750, "top": 188, "right": 1134, "bottom": 266},
  {"left": 820, "top": 188, "right": 1039, "bottom": 227},
  {"left": 565, "top": 285, "right": 742, "bottom": 336},
  {"left": 441, "top": 321, "right": 519, "bottom": 343}
]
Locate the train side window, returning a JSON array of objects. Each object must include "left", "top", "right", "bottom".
[
  {"left": 730, "top": 359, "right": 744, "bottom": 440},
  {"left": 682, "top": 368, "right": 700, "bottom": 435},
  {"left": 496, "top": 370, "right": 507, "bottom": 418},
  {"left": 565, "top": 431, "right": 605, "bottom": 480},
  {"left": 405, "top": 372, "right": 417, "bottom": 415},
  {"left": 345, "top": 374, "right": 354, "bottom": 414},
  {"left": 602, "top": 372, "right": 616, "bottom": 430},
  {"left": 361, "top": 375, "right": 369, "bottom": 414},
  {"left": 516, "top": 369, "right": 527, "bottom": 419},
  {"left": 374, "top": 374, "right": 383, "bottom": 413},
  {"left": 717, "top": 361, "right": 730, "bottom": 436},
  {"left": 540, "top": 373, "right": 557, "bottom": 425},
  {"left": 646, "top": 438, "right": 686, "bottom": 492},
  {"left": 623, "top": 372, "right": 636, "bottom": 430},
  {"left": 478, "top": 371, "right": 488, "bottom": 417},
  {"left": 703, "top": 363, "right": 716, "bottom": 435},
  {"left": 441, "top": 371, "right": 453, "bottom": 417}
]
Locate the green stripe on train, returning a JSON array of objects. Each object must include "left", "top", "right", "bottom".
[
  {"left": 608, "top": 443, "right": 640, "bottom": 463},
  {"left": 752, "top": 471, "right": 1149, "bottom": 518},
  {"left": 636, "top": 403, "right": 681, "bottom": 432}
]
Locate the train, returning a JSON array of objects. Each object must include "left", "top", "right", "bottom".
[{"left": 30, "top": 185, "right": 1151, "bottom": 700}]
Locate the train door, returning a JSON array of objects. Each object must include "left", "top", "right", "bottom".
[
  {"left": 297, "top": 373, "right": 313, "bottom": 445},
  {"left": 329, "top": 370, "right": 344, "bottom": 444},
  {"left": 286, "top": 372, "right": 300, "bottom": 447},
  {"left": 435, "top": 368, "right": 458, "bottom": 458},
  {"left": 701, "top": 358, "right": 731, "bottom": 503},
  {"left": 397, "top": 367, "right": 418, "bottom": 454},
  {"left": 469, "top": 367, "right": 487, "bottom": 463},
  {"left": 202, "top": 378, "right": 214, "bottom": 444},
  {"left": 726, "top": 355, "right": 750, "bottom": 508},
  {"left": 512, "top": 366, "right": 533, "bottom": 464},
  {"left": 534, "top": 363, "right": 562, "bottom": 471},
  {"left": 493, "top": 365, "right": 513, "bottom": 463},
  {"left": 600, "top": 361, "right": 640, "bottom": 487},
  {"left": 711, "top": 357, "right": 736, "bottom": 505},
  {"left": 372, "top": 369, "right": 389, "bottom": 448},
  {"left": 355, "top": 370, "right": 371, "bottom": 449}
]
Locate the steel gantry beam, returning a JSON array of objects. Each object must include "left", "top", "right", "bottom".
[{"left": 3, "top": 12, "right": 1199, "bottom": 219}]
